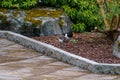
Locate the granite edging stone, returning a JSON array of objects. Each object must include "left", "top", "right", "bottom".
[{"left": 0, "top": 31, "right": 120, "bottom": 74}]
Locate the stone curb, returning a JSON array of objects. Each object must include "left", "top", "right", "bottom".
[{"left": 0, "top": 31, "right": 120, "bottom": 74}]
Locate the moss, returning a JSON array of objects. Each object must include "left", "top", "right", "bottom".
[
  {"left": 59, "top": 19, "right": 64, "bottom": 29},
  {"left": 0, "top": 14, "right": 6, "bottom": 20},
  {"left": 25, "top": 9, "right": 63, "bottom": 25},
  {"left": 0, "top": 8, "right": 7, "bottom": 22},
  {"left": 0, "top": 8, "right": 7, "bottom": 13},
  {"left": 25, "top": 16, "right": 42, "bottom": 25},
  {"left": 118, "top": 41, "right": 120, "bottom": 48},
  {"left": 25, "top": 9, "right": 63, "bottom": 18},
  {"left": 0, "top": 14, "right": 7, "bottom": 23},
  {"left": 13, "top": 11, "right": 20, "bottom": 17}
]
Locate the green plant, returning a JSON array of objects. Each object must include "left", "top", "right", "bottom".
[
  {"left": 21, "top": 0, "right": 37, "bottom": 8},
  {"left": 62, "top": 0, "right": 103, "bottom": 32},
  {"left": 70, "top": 39, "right": 78, "bottom": 44},
  {"left": 0, "top": 0, "right": 37, "bottom": 9},
  {"left": 62, "top": 5, "right": 77, "bottom": 22},
  {"left": 72, "top": 23, "right": 86, "bottom": 33},
  {"left": 41, "top": 0, "right": 68, "bottom": 7}
]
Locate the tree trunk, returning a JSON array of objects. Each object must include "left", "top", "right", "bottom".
[
  {"left": 97, "top": 0, "right": 110, "bottom": 30},
  {"left": 97, "top": 0, "right": 120, "bottom": 42}
]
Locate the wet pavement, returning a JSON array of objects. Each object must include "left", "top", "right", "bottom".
[{"left": 0, "top": 38, "right": 120, "bottom": 80}]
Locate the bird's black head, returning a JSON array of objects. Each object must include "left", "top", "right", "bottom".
[{"left": 67, "top": 31, "right": 73, "bottom": 38}]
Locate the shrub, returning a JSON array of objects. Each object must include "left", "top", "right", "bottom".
[
  {"left": 0, "top": 0, "right": 37, "bottom": 9},
  {"left": 62, "top": 5, "right": 77, "bottom": 23},
  {"left": 72, "top": 23, "right": 86, "bottom": 33},
  {"left": 41, "top": 0, "right": 68, "bottom": 7},
  {"left": 62, "top": 0, "right": 103, "bottom": 32}
]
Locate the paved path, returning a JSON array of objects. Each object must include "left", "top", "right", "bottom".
[{"left": 0, "top": 38, "right": 120, "bottom": 80}]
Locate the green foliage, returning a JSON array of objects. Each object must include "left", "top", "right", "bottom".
[
  {"left": 41, "top": 0, "right": 68, "bottom": 7},
  {"left": 72, "top": 23, "right": 86, "bottom": 33},
  {"left": 0, "top": 0, "right": 37, "bottom": 9},
  {"left": 70, "top": 39, "right": 78, "bottom": 44},
  {"left": 104, "top": 0, "right": 120, "bottom": 30},
  {"left": 42, "top": 0, "right": 103, "bottom": 32},
  {"left": 104, "top": 0, "right": 120, "bottom": 19},
  {"left": 62, "top": 0, "right": 103, "bottom": 32},
  {"left": 62, "top": 5, "right": 77, "bottom": 22},
  {"left": 21, "top": 0, "right": 37, "bottom": 8}
]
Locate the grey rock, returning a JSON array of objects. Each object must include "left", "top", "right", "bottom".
[
  {"left": 60, "top": 15, "right": 73, "bottom": 34},
  {"left": 113, "top": 36, "right": 120, "bottom": 58},
  {"left": 0, "top": 9, "right": 72, "bottom": 36},
  {"left": 41, "top": 18, "right": 62, "bottom": 36},
  {"left": 0, "top": 20, "right": 2, "bottom": 24}
]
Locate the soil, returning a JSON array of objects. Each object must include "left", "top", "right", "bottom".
[{"left": 32, "top": 32, "right": 120, "bottom": 64}]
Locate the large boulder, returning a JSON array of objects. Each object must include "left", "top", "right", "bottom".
[
  {"left": 40, "top": 18, "right": 62, "bottom": 36},
  {"left": 60, "top": 15, "right": 73, "bottom": 34},
  {"left": 0, "top": 8, "right": 73, "bottom": 37},
  {"left": 113, "top": 36, "right": 120, "bottom": 58}
]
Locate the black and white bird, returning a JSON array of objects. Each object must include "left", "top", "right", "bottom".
[
  {"left": 65, "top": 31, "right": 73, "bottom": 38},
  {"left": 58, "top": 34, "right": 68, "bottom": 42},
  {"left": 58, "top": 31, "right": 73, "bottom": 43}
]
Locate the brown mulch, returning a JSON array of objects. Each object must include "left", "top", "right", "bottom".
[{"left": 32, "top": 32, "right": 120, "bottom": 64}]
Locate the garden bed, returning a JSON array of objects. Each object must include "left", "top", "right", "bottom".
[{"left": 32, "top": 32, "right": 120, "bottom": 64}]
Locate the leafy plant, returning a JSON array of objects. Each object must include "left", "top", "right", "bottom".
[
  {"left": 63, "top": 0, "right": 103, "bottom": 32},
  {"left": 21, "top": 0, "right": 37, "bottom": 8},
  {"left": 62, "top": 5, "right": 77, "bottom": 22},
  {"left": 0, "top": 0, "right": 37, "bottom": 9},
  {"left": 70, "top": 39, "right": 78, "bottom": 44},
  {"left": 72, "top": 23, "right": 86, "bottom": 33}
]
